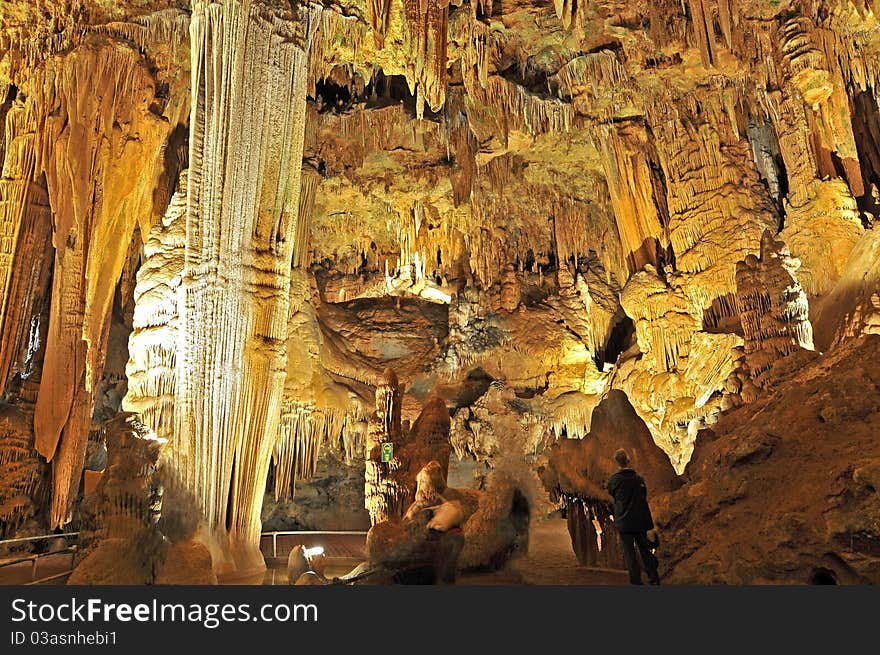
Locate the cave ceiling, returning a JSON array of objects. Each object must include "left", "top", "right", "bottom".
[{"left": 1, "top": 0, "right": 879, "bottom": 575}]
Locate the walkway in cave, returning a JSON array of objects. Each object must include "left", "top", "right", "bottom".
[
  {"left": 0, "top": 520, "right": 628, "bottom": 586},
  {"left": 255, "top": 518, "right": 628, "bottom": 586},
  {"left": 468, "top": 517, "right": 629, "bottom": 586},
  {"left": 0, "top": 552, "right": 72, "bottom": 585}
]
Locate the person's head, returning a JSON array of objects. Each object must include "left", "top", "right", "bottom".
[{"left": 614, "top": 448, "right": 630, "bottom": 469}]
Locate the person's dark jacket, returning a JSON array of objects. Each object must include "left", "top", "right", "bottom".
[{"left": 606, "top": 468, "right": 654, "bottom": 533}]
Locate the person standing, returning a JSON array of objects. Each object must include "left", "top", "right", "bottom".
[{"left": 606, "top": 448, "right": 660, "bottom": 585}]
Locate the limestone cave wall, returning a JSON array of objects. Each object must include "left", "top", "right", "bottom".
[{"left": 1, "top": 0, "right": 879, "bottom": 580}]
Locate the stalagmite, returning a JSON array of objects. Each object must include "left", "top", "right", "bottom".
[
  {"left": 736, "top": 230, "right": 814, "bottom": 390},
  {"left": 499, "top": 265, "right": 521, "bottom": 312},
  {"left": 541, "top": 391, "right": 680, "bottom": 568},
  {"left": 173, "top": 0, "right": 316, "bottom": 574},
  {"left": 365, "top": 369, "right": 407, "bottom": 524},
  {"left": 78, "top": 413, "right": 165, "bottom": 546},
  {"left": 0, "top": 403, "right": 47, "bottom": 537},
  {"left": 29, "top": 41, "right": 171, "bottom": 527},
  {"left": 123, "top": 171, "right": 188, "bottom": 445}
]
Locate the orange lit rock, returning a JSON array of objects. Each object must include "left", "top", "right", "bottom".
[{"left": 2, "top": 0, "right": 880, "bottom": 584}]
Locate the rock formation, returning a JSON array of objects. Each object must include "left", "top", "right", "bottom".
[
  {"left": 1, "top": 0, "right": 880, "bottom": 583},
  {"left": 735, "top": 229, "right": 814, "bottom": 396},
  {"left": 365, "top": 372, "right": 452, "bottom": 525},
  {"left": 659, "top": 335, "right": 880, "bottom": 584},
  {"left": 0, "top": 403, "right": 47, "bottom": 539},
  {"left": 540, "top": 390, "right": 681, "bottom": 568},
  {"left": 359, "top": 457, "right": 524, "bottom": 582},
  {"left": 69, "top": 412, "right": 215, "bottom": 585}
]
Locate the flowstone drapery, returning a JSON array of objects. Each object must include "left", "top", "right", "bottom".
[{"left": 170, "top": 0, "right": 317, "bottom": 574}]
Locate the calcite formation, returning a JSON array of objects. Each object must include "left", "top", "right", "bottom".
[
  {"left": 0, "top": 403, "right": 47, "bottom": 538},
  {"left": 123, "top": 171, "right": 188, "bottom": 445},
  {"left": 2, "top": 0, "right": 880, "bottom": 583},
  {"left": 540, "top": 391, "right": 681, "bottom": 568},
  {"left": 735, "top": 230, "right": 814, "bottom": 393},
  {"left": 365, "top": 370, "right": 452, "bottom": 525},
  {"left": 659, "top": 335, "right": 880, "bottom": 584},
  {"left": 360, "top": 457, "right": 524, "bottom": 581},
  {"left": 69, "top": 413, "right": 166, "bottom": 584},
  {"left": 70, "top": 412, "right": 216, "bottom": 584}
]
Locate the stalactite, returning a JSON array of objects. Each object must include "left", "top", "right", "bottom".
[
  {"left": 764, "top": 19, "right": 866, "bottom": 297},
  {"left": 562, "top": 495, "right": 622, "bottom": 569},
  {"left": 597, "top": 121, "right": 670, "bottom": 277},
  {"left": 550, "top": 51, "right": 629, "bottom": 114},
  {"left": 735, "top": 230, "right": 814, "bottom": 389},
  {"left": 776, "top": 14, "right": 861, "bottom": 194},
  {"left": 682, "top": 332, "right": 743, "bottom": 408},
  {"left": 274, "top": 403, "right": 324, "bottom": 501},
  {"left": 546, "top": 396, "right": 596, "bottom": 441},
  {"left": 0, "top": 93, "right": 53, "bottom": 392},
  {"left": 272, "top": 267, "right": 370, "bottom": 499},
  {"left": 95, "top": 10, "right": 191, "bottom": 62},
  {"left": 648, "top": 85, "right": 779, "bottom": 307},
  {"left": 174, "top": 0, "right": 317, "bottom": 574},
  {"left": 553, "top": 0, "right": 576, "bottom": 31},
  {"left": 402, "top": 0, "right": 450, "bottom": 118},
  {"left": 551, "top": 194, "right": 626, "bottom": 288},
  {"left": 305, "top": 7, "right": 365, "bottom": 98},
  {"left": 0, "top": 95, "right": 36, "bottom": 348},
  {"left": 368, "top": 0, "right": 393, "bottom": 46},
  {"left": 462, "top": 61, "right": 575, "bottom": 147},
  {"left": 316, "top": 103, "right": 444, "bottom": 176},
  {"left": 27, "top": 40, "right": 172, "bottom": 528},
  {"left": 688, "top": 0, "right": 717, "bottom": 68},
  {"left": 616, "top": 262, "right": 745, "bottom": 469},
  {"left": 452, "top": 14, "right": 500, "bottom": 92},
  {"left": 295, "top": 164, "right": 321, "bottom": 268},
  {"left": 446, "top": 87, "right": 478, "bottom": 206}
]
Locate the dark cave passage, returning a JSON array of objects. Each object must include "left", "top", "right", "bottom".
[{"left": 809, "top": 567, "right": 838, "bottom": 585}]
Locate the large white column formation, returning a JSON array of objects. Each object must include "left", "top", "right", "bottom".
[{"left": 173, "top": 0, "right": 315, "bottom": 574}]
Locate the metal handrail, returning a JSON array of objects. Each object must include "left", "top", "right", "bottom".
[
  {"left": 0, "top": 542, "right": 78, "bottom": 585},
  {"left": 1, "top": 531, "right": 368, "bottom": 580},
  {"left": 0, "top": 533, "right": 80, "bottom": 585},
  {"left": 260, "top": 530, "right": 368, "bottom": 559},
  {"left": 0, "top": 532, "right": 79, "bottom": 547},
  {"left": 24, "top": 570, "right": 76, "bottom": 586}
]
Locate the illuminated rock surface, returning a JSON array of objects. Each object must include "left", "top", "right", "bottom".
[
  {"left": 1, "top": 0, "right": 879, "bottom": 582},
  {"left": 659, "top": 335, "right": 880, "bottom": 584}
]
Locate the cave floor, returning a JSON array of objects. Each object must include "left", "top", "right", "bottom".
[
  {"left": 0, "top": 520, "right": 628, "bottom": 586},
  {"left": 487, "top": 518, "right": 629, "bottom": 586},
  {"left": 0, "top": 551, "right": 73, "bottom": 585},
  {"left": 254, "top": 518, "right": 629, "bottom": 586}
]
